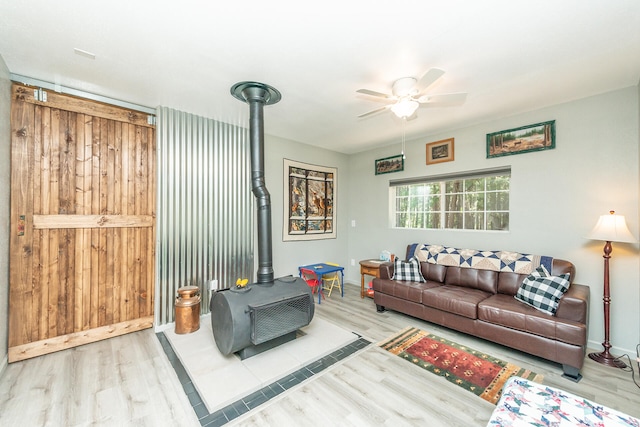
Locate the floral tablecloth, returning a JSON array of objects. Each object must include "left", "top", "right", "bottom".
[{"left": 488, "top": 377, "right": 639, "bottom": 426}]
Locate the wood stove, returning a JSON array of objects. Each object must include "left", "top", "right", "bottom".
[{"left": 210, "top": 82, "right": 314, "bottom": 359}]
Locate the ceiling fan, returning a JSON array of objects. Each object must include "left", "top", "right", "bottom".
[{"left": 356, "top": 68, "right": 467, "bottom": 119}]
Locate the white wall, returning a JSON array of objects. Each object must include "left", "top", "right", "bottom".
[
  {"left": 345, "top": 86, "right": 640, "bottom": 355},
  {"left": 0, "top": 55, "right": 10, "bottom": 373},
  {"left": 265, "top": 134, "right": 349, "bottom": 279}
]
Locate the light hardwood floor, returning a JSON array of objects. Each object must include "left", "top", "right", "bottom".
[
  {"left": 0, "top": 327, "right": 198, "bottom": 426},
  {"left": 1, "top": 284, "right": 639, "bottom": 426}
]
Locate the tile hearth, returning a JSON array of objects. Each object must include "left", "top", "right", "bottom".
[{"left": 158, "top": 315, "right": 371, "bottom": 426}]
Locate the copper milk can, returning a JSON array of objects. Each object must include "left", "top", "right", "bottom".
[{"left": 175, "top": 286, "right": 201, "bottom": 334}]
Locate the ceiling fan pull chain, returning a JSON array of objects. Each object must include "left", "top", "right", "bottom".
[{"left": 401, "top": 118, "right": 406, "bottom": 159}]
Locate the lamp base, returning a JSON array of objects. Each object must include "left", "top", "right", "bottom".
[{"left": 588, "top": 351, "right": 627, "bottom": 369}]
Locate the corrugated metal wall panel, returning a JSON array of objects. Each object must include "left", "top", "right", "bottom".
[{"left": 155, "top": 107, "right": 253, "bottom": 325}]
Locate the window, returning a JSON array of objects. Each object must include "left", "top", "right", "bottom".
[{"left": 391, "top": 168, "right": 510, "bottom": 231}]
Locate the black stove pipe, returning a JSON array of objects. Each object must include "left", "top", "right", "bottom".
[
  {"left": 210, "top": 82, "right": 313, "bottom": 359},
  {"left": 231, "top": 82, "right": 281, "bottom": 284}
]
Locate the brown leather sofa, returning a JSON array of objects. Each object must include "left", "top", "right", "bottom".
[{"left": 373, "top": 245, "right": 590, "bottom": 381}]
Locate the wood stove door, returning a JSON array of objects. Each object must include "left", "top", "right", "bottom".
[{"left": 8, "top": 83, "right": 156, "bottom": 362}]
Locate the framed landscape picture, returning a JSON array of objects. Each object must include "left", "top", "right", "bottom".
[
  {"left": 487, "top": 120, "right": 555, "bottom": 158},
  {"left": 426, "top": 138, "right": 455, "bottom": 165},
  {"left": 375, "top": 154, "right": 404, "bottom": 175}
]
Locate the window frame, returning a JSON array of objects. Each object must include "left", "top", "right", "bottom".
[{"left": 389, "top": 167, "right": 511, "bottom": 231}]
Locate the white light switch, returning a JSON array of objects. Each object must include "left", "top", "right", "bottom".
[{"left": 351, "top": 220, "right": 356, "bottom": 227}]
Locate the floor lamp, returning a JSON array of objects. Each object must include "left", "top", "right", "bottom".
[{"left": 586, "top": 210, "right": 636, "bottom": 368}]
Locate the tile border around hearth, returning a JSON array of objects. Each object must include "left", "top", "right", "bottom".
[{"left": 157, "top": 331, "right": 372, "bottom": 426}]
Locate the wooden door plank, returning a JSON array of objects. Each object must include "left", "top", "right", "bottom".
[
  {"left": 120, "top": 123, "right": 130, "bottom": 323},
  {"left": 60, "top": 110, "right": 75, "bottom": 215},
  {"left": 73, "top": 226, "right": 84, "bottom": 333},
  {"left": 40, "top": 106, "right": 53, "bottom": 340},
  {"left": 8, "top": 316, "right": 154, "bottom": 363},
  {"left": 58, "top": 110, "right": 74, "bottom": 335},
  {"left": 49, "top": 109, "right": 60, "bottom": 214},
  {"left": 113, "top": 121, "right": 123, "bottom": 324},
  {"left": 97, "top": 117, "right": 108, "bottom": 327},
  {"left": 64, "top": 113, "right": 77, "bottom": 334},
  {"left": 125, "top": 124, "right": 137, "bottom": 321},
  {"left": 90, "top": 116, "right": 101, "bottom": 329},
  {"left": 48, "top": 109, "right": 61, "bottom": 338},
  {"left": 104, "top": 120, "right": 116, "bottom": 326},
  {"left": 32, "top": 229, "right": 44, "bottom": 339},
  {"left": 33, "top": 214, "right": 154, "bottom": 229},
  {"left": 98, "top": 225, "right": 107, "bottom": 327},
  {"left": 58, "top": 229, "right": 74, "bottom": 335},
  {"left": 9, "top": 98, "right": 35, "bottom": 348},
  {"left": 146, "top": 126, "right": 156, "bottom": 316},
  {"left": 32, "top": 104, "right": 44, "bottom": 342},
  {"left": 74, "top": 113, "right": 87, "bottom": 332},
  {"left": 12, "top": 83, "right": 154, "bottom": 128},
  {"left": 81, "top": 114, "right": 93, "bottom": 331},
  {"left": 137, "top": 125, "right": 149, "bottom": 317}
]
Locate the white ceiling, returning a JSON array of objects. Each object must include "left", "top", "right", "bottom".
[{"left": 1, "top": 1, "right": 639, "bottom": 154}]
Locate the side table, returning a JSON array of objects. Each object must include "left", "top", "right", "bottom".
[{"left": 359, "top": 259, "right": 386, "bottom": 298}]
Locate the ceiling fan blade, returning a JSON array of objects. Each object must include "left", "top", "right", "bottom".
[
  {"left": 357, "top": 105, "right": 390, "bottom": 118},
  {"left": 417, "top": 68, "right": 445, "bottom": 91},
  {"left": 418, "top": 92, "right": 467, "bottom": 106},
  {"left": 356, "top": 88, "right": 394, "bottom": 99}
]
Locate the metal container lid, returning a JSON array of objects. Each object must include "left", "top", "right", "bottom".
[{"left": 177, "top": 286, "right": 200, "bottom": 298}]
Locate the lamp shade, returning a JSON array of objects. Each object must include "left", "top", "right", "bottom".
[
  {"left": 391, "top": 99, "right": 419, "bottom": 118},
  {"left": 587, "top": 211, "right": 637, "bottom": 243}
]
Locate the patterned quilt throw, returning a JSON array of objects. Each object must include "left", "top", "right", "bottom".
[{"left": 412, "top": 243, "right": 553, "bottom": 275}]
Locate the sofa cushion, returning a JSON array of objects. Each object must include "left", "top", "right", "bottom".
[
  {"left": 496, "top": 271, "right": 526, "bottom": 296},
  {"left": 478, "top": 294, "right": 586, "bottom": 346},
  {"left": 393, "top": 257, "right": 425, "bottom": 282},
  {"left": 421, "top": 262, "right": 447, "bottom": 283},
  {"left": 515, "top": 266, "right": 570, "bottom": 315},
  {"left": 422, "top": 285, "right": 491, "bottom": 319},
  {"left": 373, "top": 279, "right": 440, "bottom": 303},
  {"left": 444, "top": 266, "right": 498, "bottom": 294}
]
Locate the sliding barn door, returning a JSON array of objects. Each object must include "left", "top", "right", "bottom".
[{"left": 9, "top": 83, "right": 156, "bottom": 362}]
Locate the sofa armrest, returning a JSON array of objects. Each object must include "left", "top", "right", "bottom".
[
  {"left": 555, "top": 283, "right": 589, "bottom": 324},
  {"left": 379, "top": 262, "right": 394, "bottom": 279}
]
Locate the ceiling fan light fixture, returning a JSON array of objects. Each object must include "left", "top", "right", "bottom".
[
  {"left": 391, "top": 99, "right": 419, "bottom": 118},
  {"left": 356, "top": 68, "right": 466, "bottom": 119}
]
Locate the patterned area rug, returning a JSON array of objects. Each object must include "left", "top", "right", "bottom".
[{"left": 378, "top": 327, "right": 543, "bottom": 404}]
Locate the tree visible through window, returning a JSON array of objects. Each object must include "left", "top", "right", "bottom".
[{"left": 392, "top": 171, "right": 510, "bottom": 231}]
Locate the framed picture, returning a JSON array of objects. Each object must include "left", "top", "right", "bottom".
[
  {"left": 487, "top": 120, "right": 555, "bottom": 158},
  {"left": 375, "top": 154, "right": 404, "bottom": 175},
  {"left": 426, "top": 138, "right": 455, "bottom": 165},
  {"left": 283, "top": 159, "right": 337, "bottom": 241}
]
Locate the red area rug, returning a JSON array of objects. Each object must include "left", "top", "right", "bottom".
[{"left": 378, "top": 327, "right": 543, "bottom": 404}]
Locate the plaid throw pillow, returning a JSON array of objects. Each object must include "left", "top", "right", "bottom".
[
  {"left": 515, "top": 266, "right": 570, "bottom": 315},
  {"left": 392, "top": 257, "right": 425, "bottom": 283}
]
